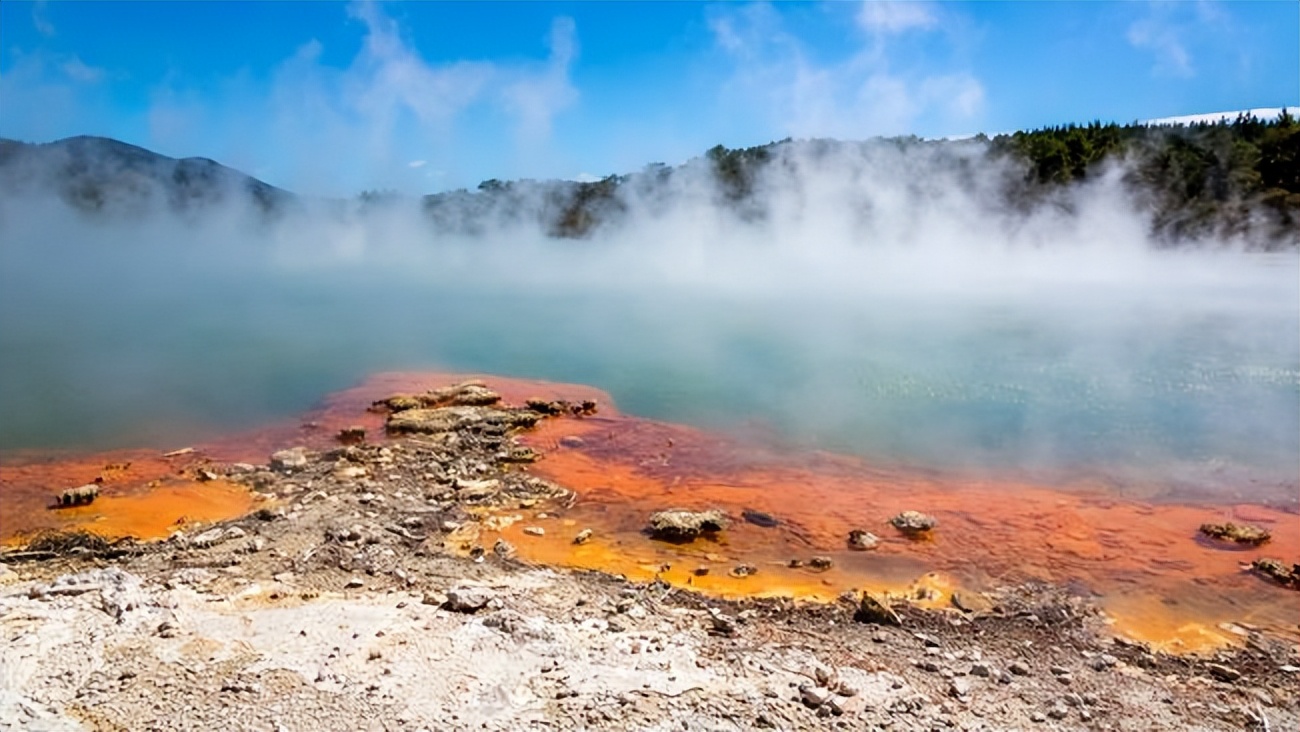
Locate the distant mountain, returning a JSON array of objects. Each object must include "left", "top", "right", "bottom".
[{"left": 0, "top": 136, "right": 292, "bottom": 216}]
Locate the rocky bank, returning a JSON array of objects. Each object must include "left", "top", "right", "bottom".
[{"left": 2, "top": 381, "right": 1297, "bottom": 731}]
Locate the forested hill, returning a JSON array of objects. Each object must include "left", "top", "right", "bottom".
[
  {"left": 0, "top": 136, "right": 290, "bottom": 216},
  {"left": 2, "top": 113, "right": 1296, "bottom": 249},
  {"left": 421, "top": 111, "right": 1299, "bottom": 249}
]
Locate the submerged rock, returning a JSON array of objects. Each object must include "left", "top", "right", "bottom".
[
  {"left": 741, "top": 509, "right": 779, "bottom": 528},
  {"left": 1200, "top": 522, "right": 1271, "bottom": 546},
  {"left": 890, "top": 511, "right": 937, "bottom": 536},
  {"left": 646, "top": 509, "right": 728, "bottom": 541},
  {"left": 524, "top": 398, "right": 598, "bottom": 417}
]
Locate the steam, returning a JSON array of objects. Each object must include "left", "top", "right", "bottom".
[{"left": 0, "top": 134, "right": 1297, "bottom": 506}]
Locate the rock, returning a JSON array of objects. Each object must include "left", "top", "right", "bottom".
[
  {"left": 809, "top": 556, "right": 834, "bottom": 571},
  {"left": 376, "top": 394, "right": 424, "bottom": 412},
  {"left": 890, "top": 511, "right": 937, "bottom": 535},
  {"left": 950, "top": 591, "right": 993, "bottom": 614},
  {"left": 388, "top": 406, "right": 536, "bottom": 435},
  {"left": 522, "top": 526, "right": 545, "bottom": 537},
  {"left": 728, "top": 564, "right": 758, "bottom": 578},
  {"left": 445, "top": 585, "right": 494, "bottom": 613},
  {"left": 525, "top": 398, "right": 598, "bottom": 417},
  {"left": 1206, "top": 663, "right": 1241, "bottom": 682},
  {"left": 334, "top": 465, "right": 368, "bottom": 480},
  {"left": 949, "top": 678, "right": 972, "bottom": 698},
  {"left": 224, "top": 527, "right": 247, "bottom": 540},
  {"left": 270, "top": 447, "right": 311, "bottom": 471},
  {"left": 1009, "top": 661, "right": 1031, "bottom": 676},
  {"left": 741, "top": 509, "right": 779, "bottom": 528},
  {"left": 558, "top": 435, "right": 585, "bottom": 448},
  {"left": 1199, "top": 522, "right": 1270, "bottom": 546},
  {"left": 970, "top": 663, "right": 992, "bottom": 678},
  {"left": 345, "top": 577, "right": 364, "bottom": 589},
  {"left": 847, "top": 529, "right": 878, "bottom": 551},
  {"left": 1089, "top": 653, "right": 1118, "bottom": 671},
  {"left": 800, "top": 686, "right": 833, "bottom": 708},
  {"left": 1250, "top": 557, "right": 1299, "bottom": 588},
  {"left": 646, "top": 509, "right": 728, "bottom": 541},
  {"left": 424, "top": 381, "right": 501, "bottom": 407},
  {"left": 825, "top": 695, "right": 864, "bottom": 716},
  {"left": 191, "top": 527, "right": 227, "bottom": 548},
  {"left": 57, "top": 483, "right": 100, "bottom": 507},
  {"left": 573, "top": 528, "right": 594, "bottom": 545},
  {"left": 708, "top": 609, "right": 737, "bottom": 636},
  {"left": 854, "top": 592, "right": 901, "bottom": 626},
  {"left": 1050, "top": 665, "right": 1070, "bottom": 676},
  {"left": 337, "top": 426, "right": 367, "bottom": 444},
  {"left": 1047, "top": 704, "right": 1069, "bottom": 720},
  {"left": 493, "top": 539, "right": 516, "bottom": 558},
  {"left": 421, "top": 591, "right": 448, "bottom": 606}
]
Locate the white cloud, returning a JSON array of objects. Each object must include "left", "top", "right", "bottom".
[
  {"left": 136, "top": 1, "right": 583, "bottom": 194},
  {"left": 710, "top": 4, "right": 982, "bottom": 140},
  {"left": 857, "top": 1, "right": 937, "bottom": 35},
  {"left": 500, "top": 16, "right": 580, "bottom": 146},
  {"left": 32, "top": 0, "right": 55, "bottom": 37},
  {"left": 1127, "top": 16, "right": 1193, "bottom": 78},
  {"left": 61, "top": 55, "right": 105, "bottom": 84},
  {"left": 1124, "top": 1, "right": 1232, "bottom": 79}
]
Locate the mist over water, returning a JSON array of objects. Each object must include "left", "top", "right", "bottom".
[{"left": 1, "top": 141, "right": 1296, "bottom": 504}]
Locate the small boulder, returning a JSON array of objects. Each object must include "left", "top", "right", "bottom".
[
  {"left": 573, "top": 528, "right": 594, "bottom": 545},
  {"left": 647, "top": 509, "right": 728, "bottom": 541},
  {"left": 493, "top": 539, "right": 516, "bottom": 559},
  {"left": 1199, "top": 522, "right": 1270, "bottom": 546},
  {"left": 890, "top": 511, "right": 937, "bottom": 536},
  {"left": 809, "top": 556, "right": 834, "bottom": 571},
  {"left": 336, "top": 426, "right": 366, "bottom": 444},
  {"left": 847, "top": 529, "right": 878, "bottom": 551},
  {"left": 445, "top": 585, "right": 494, "bottom": 613},
  {"left": 424, "top": 381, "right": 501, "bottom": 407},
  {"left": 800, "top": 686, "right": 832, "bottom": 708},
  {"left": 1250, "top": 557, "right": 1299, "bottom": 588},
  {"left": 270, "top": 447, "right": 312, "bottom": 472},
  {"left": 854, "top": 592, "right": 901, "bottom": 626}
]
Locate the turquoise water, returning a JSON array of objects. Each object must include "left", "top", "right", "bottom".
[{"left": 1, "top": 219, "right": 1296, "bottom": 503}]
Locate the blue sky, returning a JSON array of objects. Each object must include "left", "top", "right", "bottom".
[{"left": 2, "top": 1, "right": 1296, "bottom": 196}]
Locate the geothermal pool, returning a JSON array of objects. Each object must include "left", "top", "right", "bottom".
[
  {"left": 1, "top": 215, "right": 1297, "bottom": 652},
  {"left": 2, "top": 252, "right": 1297, "bottom": 504}
]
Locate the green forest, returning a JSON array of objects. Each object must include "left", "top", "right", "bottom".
[{"left": 429, "top": 111, "right": 1298, "bottom": 248}]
